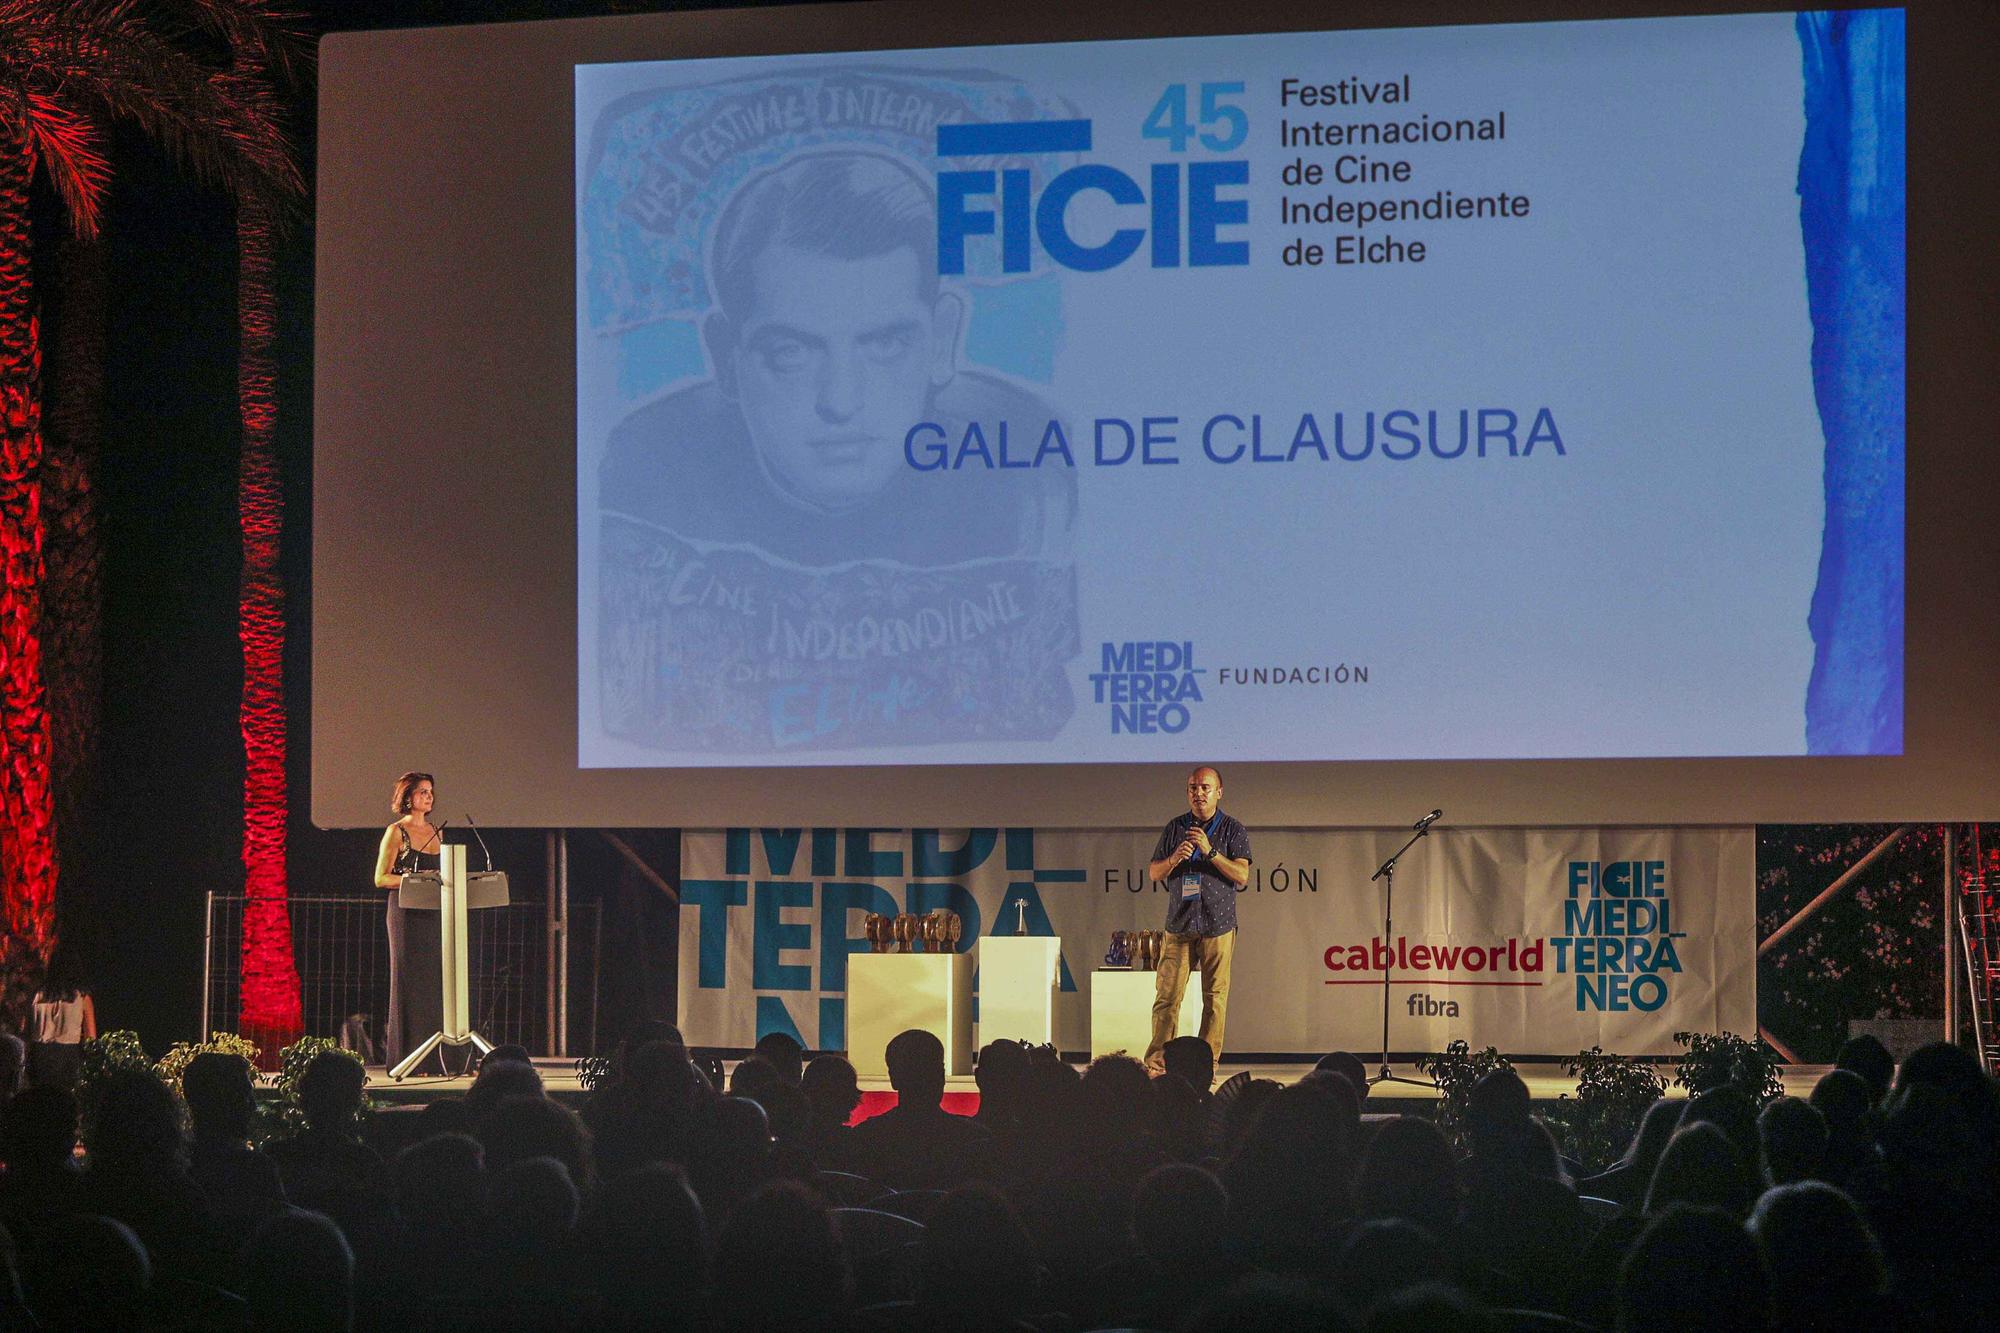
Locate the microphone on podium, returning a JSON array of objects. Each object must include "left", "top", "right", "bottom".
[
  {"left": 465, "top": 813, "right": 495, "bottom": 872},
  {"left": 463, "top": 814, "right": 510, "bottom": 907}
]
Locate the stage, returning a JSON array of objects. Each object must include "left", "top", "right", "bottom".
[{"left": 360, "top": 1056, "right": 1836, "bottom": 1111}]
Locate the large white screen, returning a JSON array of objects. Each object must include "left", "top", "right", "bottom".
[
  {"left": 574, "top": 13, "right": 1899, "bottom": 768},
  {"left": 315, "top": 1, "right": 2000, "bottom": 830}
]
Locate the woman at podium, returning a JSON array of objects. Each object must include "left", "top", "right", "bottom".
[{"left": 374, "top": 770, "right": 448, "bottom": 1070}]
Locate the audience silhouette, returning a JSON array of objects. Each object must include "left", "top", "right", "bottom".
[
  {"left": 0, "top": 1023, "right": 1991, "bottom": 1332},
  {"left": 845, "top": 1030, "right": 994, "bottom": 1192}
]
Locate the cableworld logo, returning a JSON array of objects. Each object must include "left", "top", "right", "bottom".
[{"left": 1320, "top": 859, "right": 1687, "bottom": 1013}]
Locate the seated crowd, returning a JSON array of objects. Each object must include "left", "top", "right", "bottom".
[{"left": 0, "top": 1025, "right": 1992, "bottom": 1331}]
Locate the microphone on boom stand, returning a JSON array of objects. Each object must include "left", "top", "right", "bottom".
[{"left": 1367, "top": 807, "right": 1443, "bottom": 1089}]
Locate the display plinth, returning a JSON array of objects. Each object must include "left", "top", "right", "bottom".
[
  {"left": 976, "top": 936, "right": 1061, "bottom": 1046},
  {"left": 848, "top": 951, "right": 974, "bottom": 1078},
  {"left": 1091, "top": 968, "right": 1201, "bottom": 1061}
]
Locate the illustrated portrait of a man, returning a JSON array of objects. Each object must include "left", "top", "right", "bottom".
[
  {"left": 600, "top": 149, "right": 1074, "bottom": 566},
  {"left": 595, "top": 148, "right": 1080, "bottom": 755}
]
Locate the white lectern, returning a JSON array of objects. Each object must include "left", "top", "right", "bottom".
[
  {"left": 977, "top": 937, "right": 1061, "bottom": 1046},
  {"left": 390, "top": 844, "right": 508, "bottom": 1080},
  {"left": 1090, "top": 969, "right": 1201, "bottom": 1061},
  {"left": 847, "top": 952, "right": 973, "bottom": 1079}
]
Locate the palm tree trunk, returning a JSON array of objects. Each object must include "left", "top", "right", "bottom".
[
  {"left": 43, "top": 231, "right": 106, "bottom": 876},
  {"left": 236, "top": 194, "right": 302, "bottom": 1060},
  {"left": 0, "top": 120, "right": 59, "bottom": 998}
]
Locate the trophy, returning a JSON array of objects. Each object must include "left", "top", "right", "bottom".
[
  {"left": 936, "top": 910, "right": 963, "bottom": 952},
  {"left": 864, "top": 913, "right": 892, "bottom": 953},
  {"left": 1105, "top": 931, "right": 1133, "bottom": 968},
  {"left": 892, "top": 914, "right": 916, "bottom": 953},
  {"left": 918, "top": 913, "right": 942, "bottom": 953}
]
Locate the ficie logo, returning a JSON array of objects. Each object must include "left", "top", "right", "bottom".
[
  {"left": 936, "top": 112, "right": 1251, "bottom": 274},
  {"left": 1549, "top": 860, "right": 1685, "bottom": 1012}
]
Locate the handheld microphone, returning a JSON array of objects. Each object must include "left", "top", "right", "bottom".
[
  {"left": 465, "top": 813, "right": 494, "bottom": 872},
  {"left": 1414, "top": 809, "right": 1443, "bottom": 831}
]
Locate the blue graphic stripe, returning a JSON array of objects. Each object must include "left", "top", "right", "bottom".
[
  {"left": 1797, "top": 9, "right": 1906, "bottom": 755},
  {"left": 938, "top": 119, "right": 1091, "bottom": 156}
]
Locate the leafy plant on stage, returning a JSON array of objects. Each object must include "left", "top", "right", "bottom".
[
  {"left": 75, "top": 1029, "right": 154, "bottom": 1130},
  {"left": 1673, "top": 1030, "right": 1784, "bottom": 1103},
  {"left": 1546, "top": 1046, "right": 1669, "bottom": 1175},
  {"left": 270, "top": 1035, "right": 372, "bottom": 1137},
  {"left": 79, "top": 1027, "right": 147, "bottom": 1082},
  {"left": 155, "top": 1031, "right": 261, "bottom": 1096},
  {"left": 1415, "top": 1040, "right": 1513, "bottom": 1151}
]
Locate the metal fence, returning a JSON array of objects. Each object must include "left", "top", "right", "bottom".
[{"left": 203, "top": 894, "right": 598, "bottom": 1057}]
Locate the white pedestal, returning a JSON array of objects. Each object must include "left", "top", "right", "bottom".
[
  {"left": 847, "top": 951, "right": 974, "bottom": 1079},
  {"left": 1090, "top": 969, "right": 1201, "bottom": 1061},
  {"left": 977, "top": 936, "right": 1061, "bottom": 1046}
]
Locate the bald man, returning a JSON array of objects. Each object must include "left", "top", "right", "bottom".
[{"left": 1143, "top": 766, "right": 1252, "bottom": 1070}]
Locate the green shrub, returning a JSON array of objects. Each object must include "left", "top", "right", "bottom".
[
  {"left": 155, "top": 1032, "right": 261, "bottom": 1096},
  {"left": 1673, "top": 1030, "right": 1785, "bottom": 1103},
  {"left": 77, "top": 1031, "right": 171, "bottom": 1140},
  {"left": 1547, "top": 1046, "right": 1669, "bottom": 1175},
  {"left": 1414, "top": 1040, "right": 1514, "bottom": 1152},
  {"left": 78, "top": 1030, "right": 152, "bottom": 1114},
  {"left": 269, "top": 1036, "right": 370, "bottom": 1137}
]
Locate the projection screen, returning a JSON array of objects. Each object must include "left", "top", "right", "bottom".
[{"left": 314, "top": 1, "right": 1999, "bottom": 828}]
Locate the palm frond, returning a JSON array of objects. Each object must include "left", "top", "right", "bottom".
[
  {"left": 154, "top": 0, "right": 317, "bottom": 90},
  {"left": 20, "top": 90, "right": 110, "bottom": 240},
  {"left": 0, "top": 0, "right": 306, "bottom": 222},
  {"left": 29, "top": 12, "right": 300, "bottom": 202}
]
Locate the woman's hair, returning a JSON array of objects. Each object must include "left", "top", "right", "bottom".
[
  {"left": 39, "top": 945, "right": 88, "bottom": 1002},
  {"left": 391, "top": 771, "right": 435, "bottom": 815}
]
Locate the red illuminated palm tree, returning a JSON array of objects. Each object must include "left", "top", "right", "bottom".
[
  {"left": 0, "top": 0, "right": 304, "bottom": 1030},
  {"left": 216, "top": 4, "right": 314, "bottom": 1058}
]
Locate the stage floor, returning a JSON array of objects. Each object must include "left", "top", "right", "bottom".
[{"left": 364, "top": 1057, "right": 1835, "bottom": 1106}]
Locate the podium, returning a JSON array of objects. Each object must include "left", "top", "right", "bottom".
[
  {"left": 1090, "top": 969, "right": 1200, "bottom": 1061},
  {"left": 390, "top": 845, "right": 509, "bottom": 1080},
  {"left": 847, "top": 952, "right": 973, "bottom": 1079},
  {"left": 977, "top": 936, "right": 1060, "bottom": 1046}
]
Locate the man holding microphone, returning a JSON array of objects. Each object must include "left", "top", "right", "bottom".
[{"left": 1144, "top": 766, "right": 1252, "bottom": 1072}]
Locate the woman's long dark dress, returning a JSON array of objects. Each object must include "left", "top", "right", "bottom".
[{"left": 385, "top": 832, "right": 443, "bottom": 1068}]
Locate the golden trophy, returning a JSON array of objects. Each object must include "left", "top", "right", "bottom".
[
  {"left": 864, "top": 913, "right": 891, "bottom": 953},
  {"left": 892, "top": 914, "right": 916, "bottom": 953},
  {"left": 938, "top": 910, "right": 963, "bottom": 951}
]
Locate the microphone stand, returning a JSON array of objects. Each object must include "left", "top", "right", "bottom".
[{"left": 1367, "top": 817, "right": 1439, "bottom": 1089}]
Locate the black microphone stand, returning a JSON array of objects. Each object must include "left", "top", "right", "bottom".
[{"left": 1367, "top": 816, "right": 1439, "bottom": 1089}]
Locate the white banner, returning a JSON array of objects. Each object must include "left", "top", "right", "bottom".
[{"left": 679, "top": 826, "right": 1754, "bottom": 1058}]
